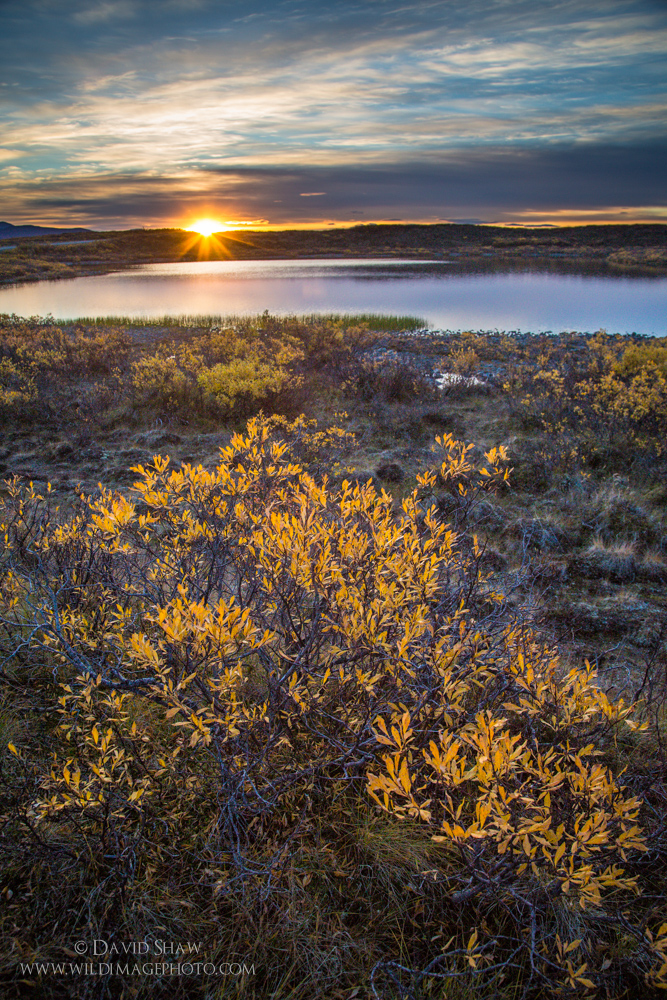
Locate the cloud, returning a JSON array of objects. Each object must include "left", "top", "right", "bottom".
[
  {"left": 0, "top": 148, "right": 24, "bottom": 163},
  {"left": 72, "top": 1, "right": 137, "bottom": 25},
  {"left": 0, "top": 0, "right": 665, "bottom": 226},
  {"left": 0, "top": 141, "right": 664, "bottom": 228}
]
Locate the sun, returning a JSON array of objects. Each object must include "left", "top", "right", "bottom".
[{"left": 187, "top": 218, "right": 224, "bottom": 237}]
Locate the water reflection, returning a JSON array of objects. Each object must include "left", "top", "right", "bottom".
[{"left": 0, "top": 258, "right": 665, "bottom": 334}]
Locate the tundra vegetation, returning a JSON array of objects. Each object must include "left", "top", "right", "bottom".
[{"left": 1, "top": 313, "right": 667, "bottom": 999}]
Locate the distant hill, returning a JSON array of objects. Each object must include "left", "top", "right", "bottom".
[
  {"left": 1, "top": 221, "right": 665, "bottom": 286},
  {"left": 0, "top": 221, "right": 92, "bottom": 240}
]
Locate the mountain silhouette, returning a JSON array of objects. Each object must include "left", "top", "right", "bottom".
[{"left": 0, "top": 221, "right": 92, "bottom": 240}]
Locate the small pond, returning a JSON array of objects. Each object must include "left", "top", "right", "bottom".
[{"left": 0, "top": 258, "right": 665, "bottom": 334}]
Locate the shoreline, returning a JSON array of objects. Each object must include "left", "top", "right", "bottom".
[{"left": 1, "top": 221, "right": 666, "bottom": 287}]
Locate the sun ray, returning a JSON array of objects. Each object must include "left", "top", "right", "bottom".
[{"left": 176, "top": 227, "right": 235, "bottom": 261}]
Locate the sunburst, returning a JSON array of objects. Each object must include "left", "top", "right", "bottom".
[
  {"left": 178, "top": 218, "right": 257, "bottom": 262},
  {"left": 187, "top": 218, "right": 224, "bottom": 237}
]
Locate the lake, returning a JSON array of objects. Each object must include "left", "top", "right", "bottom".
[{"left": 1, "top": 258, "right": 666, "bottom": 334}]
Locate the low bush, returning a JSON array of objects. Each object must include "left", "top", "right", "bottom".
[
  {"left": 0, "top": 357, "right": 37, "bottom": 411},
  {"left": 197, "top": 356, "right": 297, "bottom": 416},
  {"left": 131, "top": 352, "right": 196, "bottom": 410},
  {"left": 130, "top": 331, "right": 305, "bottom": 419},
  {"left": 349, "top": 353, "right": 436, "bottom": 404},
  {"left": 509, "top": 333, "right": 667, "bottom": 475},
  {"left": 615, "top": 341, "right": 667, "bottom": 379},
  {"left": 1, "top": 418, "right": 665, "bottom": 997}
]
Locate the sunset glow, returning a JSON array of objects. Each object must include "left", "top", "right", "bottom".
[{"left": 187, "top": 219, "right": 224, "bottom": 238}]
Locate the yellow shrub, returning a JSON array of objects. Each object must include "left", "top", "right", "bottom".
[
  {"left": 197, "top": 355, "right": 295, "bottom": 413},
  {"left": 615, "top": 342, "right": 667, "bottom": 378},
  {"left": 0, "top": 419, "right": 662, "bottom": 996},
  {"left": 131, "top": 354, "right": 193, "bottom": 409},
  {"left": 0, "top": 357, "right": 37, "bottom": 408},
  {"left": 514, "top": 335, "right": 667, "bottom": 464}
]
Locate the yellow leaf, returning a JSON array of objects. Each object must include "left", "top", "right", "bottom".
[{"left": 398, "top": 758, "right": 412, "bottom": 794}]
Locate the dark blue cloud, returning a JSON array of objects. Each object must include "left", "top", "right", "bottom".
[{"left": 13, "top": 141, "right": 664, "bottom": 227}]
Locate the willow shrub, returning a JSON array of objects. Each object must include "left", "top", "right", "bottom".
[
  {"left": 0, "top": 357, "right": 37, "bottom": 411},
  {"left": 0, "top": 320, "right": 130, "bottom": 419},
  {"left": 509, "top": 333, "right": 667, "bottom": 470},
  {"left": 131, "top": 328, "right": 305, "bottom": 417},
  {"left": 2, "top": 416, "right": 666, "bottom": 996},
  {"left": 0, "top": 319, "right": 130, "bottom": 377}
]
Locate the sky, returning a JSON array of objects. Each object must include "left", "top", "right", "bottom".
[{"left": 0, "top": 0, "right": 666, "bottom": 231}]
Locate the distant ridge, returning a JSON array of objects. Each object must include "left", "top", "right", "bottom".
[{"left": 0, "top": 221, "right": 92, "bottom": 240}]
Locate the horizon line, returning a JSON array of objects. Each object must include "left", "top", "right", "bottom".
[{"left": 3, "top": 218, "right": 667, "bottom": 236}]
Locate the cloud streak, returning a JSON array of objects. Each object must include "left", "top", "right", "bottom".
[{"left": 0, "top": 0, "right": 665, "bottom": 226}]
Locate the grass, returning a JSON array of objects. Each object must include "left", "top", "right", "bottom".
[
  {"left": 49, "top": 311, "right": 428, "bottom": 331},
  {"left": 298, "top": 312, "right": 427, "bottom": 332}
]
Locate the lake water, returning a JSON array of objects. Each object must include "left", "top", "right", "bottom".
[{"left": 1, "top": 258, "right": 666, "bottom": 334}]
